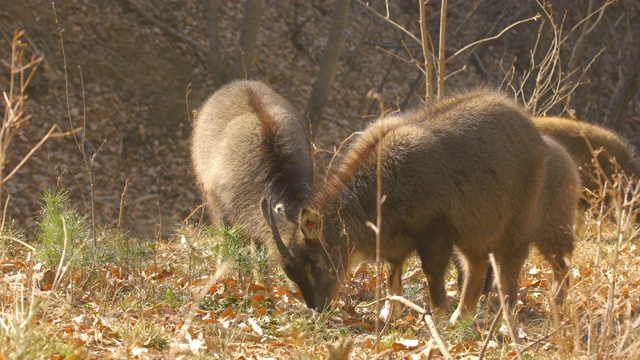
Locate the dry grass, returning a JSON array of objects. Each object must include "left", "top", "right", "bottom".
[{"left": 2, "top": 190, "right": 639, "bottom": 358}]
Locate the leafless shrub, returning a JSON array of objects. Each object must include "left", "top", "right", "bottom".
[
  {"left": 503, "top": 0, "right": 615, "bottom": 116},
  {"left": 357, "top": 0, "right": 539, "bottom": 101},
  {"left": 1, "top": 31, "right": 53, "bottom": 206},
  {"left": 563, "top": 145, "right": 640, "bottom": 358}
]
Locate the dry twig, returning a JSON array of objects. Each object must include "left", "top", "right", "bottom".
[{"left": 488, "top": 253, "right": 522, "bottom": 360}]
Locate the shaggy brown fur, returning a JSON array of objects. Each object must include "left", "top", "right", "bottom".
[
  {"left": 463, "top": 135, "right": 581, "bottom": 303},
  {"left": 265, "top": 90, "right": 548, "bottom": 322},
  {"left": 532, "top": 136, "right": 581, "bottom": 301},
  {"left": 190, "top": 80, "right": 314, "bottom": 253}
]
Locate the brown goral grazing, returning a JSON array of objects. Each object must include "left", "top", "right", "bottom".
[
  {"left": 190, "top": 80, "right": 314, "bottom": 258},
  {"left": 532, "top": 116, "right": 640, "bottom": 232},
  {"left": 530, "top": 135, "right": 581, "bottom": 302},
  {"left": 264, "top": 89, "right": 550, "bottom": 323},
  {"left": 456, "top": 135, "right": 582, "bottom": 307}
]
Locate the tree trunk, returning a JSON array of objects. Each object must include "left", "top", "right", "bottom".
[
  {"left": 305, "top": 0, "right": 351, "bottom": 136},
  {"left": 231, "top": 0, "right": 265, "bottom": 79},
  {"left": 205, "top": 0, "right": 224, "bottom": 86}
]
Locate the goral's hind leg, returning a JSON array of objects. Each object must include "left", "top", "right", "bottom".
[
  {"left": 546, "top": 252, "right": 571, "bottom": 304},
  {"left": 454, "top": 253, "right": 494, "bottom": 297},
  {"left": 537, "top": 232, "right": 573, "bottom": 305},
  {"left": 494, "top": 245, "right": 529, "bottom": 308},
  {"left": 451, "top": 252, "right": 489, "bottom": 323}
]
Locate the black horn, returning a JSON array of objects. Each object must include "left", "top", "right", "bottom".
[{"left": 266, "top": 197, "right": 296, "bottom": 264}]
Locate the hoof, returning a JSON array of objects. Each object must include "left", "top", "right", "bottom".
[
  {"left": 449, "top": 306, "right": 470, "bottom": 324},
  {"left": 450, "top": 308, "right": 461, "bottom": 324},
  {"left": 379, "top": 299, "right": 402, "bottom": 322}
]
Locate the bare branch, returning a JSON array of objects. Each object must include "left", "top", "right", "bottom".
[
  {"left": 2, "top": 124, "right": 57, "bottom": 184},
  {"left": 116, "top": 0, "right": 207, "bottom": 63},
  {"left": 449, "top": 15, "right": 541, "bottom": 62},
  {"left": 355, "top": 0, "right": 421, "bottom": 44}
]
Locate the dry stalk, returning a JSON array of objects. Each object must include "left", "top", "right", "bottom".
[
  {"left": 478, "top": 301, "right": 503, "bottom": 360},
  {"left": 51, "top": 216, "right": 69, "bottom": 293},
  {"left": 587, "top": 180, "right": 607, "bottom": 357},
  {"left": 570, "top": 278, "right": 582, "bottom": 357},
  {"left": 0, "top": 236, "right": 36, "bottom": 252},
  {"left": 359, "top": 92, "right": 391, "bottom": 353},
  {"left": 559, "top": 0, "right": 615, "bottom": 49},
  {"left": 321, "top": 131, "right": 360, "bottom": 179},
  {"left": 449, "top": 15, "right": 540, "bottom": 63},
  {"left": 391, "top": 296, "right": 452, "bottom": 359},
  {"left": 373, "top": 41, "right": 425, "bottom": 79},
  {"left": 376, "top": 125, "right": 384, "bottom": 351},
  {"left": 367, "top": 348, "right": 393, "bottom": 360},
  {"left": 356, "top": 295, "right": 452, "bottom": 359},
  {"left": 2, "top": 126, "right": 56, "bottom": 185},
  {"left": 181, "top": 204, "right": 206, "bottom": 225},
  {"left": 0, "top": 31, "right": 59, "bottom": 337},
  {"left": 185, "top": 82, "right": 193, "bottom": 126},
  {"left": 374, "top": 132, "right": 383, "bottom": 353},
  {"left": 550, "top": 281, "right": 567, "bottom": 359},
  {"left": 1, "top": 194, "right": 8, "bottom": 236},
  {"left": 53, "top": 3, "right": 101, "bottom": 245},
  {"left": 418, "top": 0, "right": 433, "bottom": 100},
  {"left": 169, "top": 274, "right": 217, "bottom": 358},
  {"left": 615, "top": 303, "right": 635, "bottom": 357},
  {"left": 599, "top": 174, "right": 632, "bottom": 354},
  {"left": 488, "top": 253, "right": 522, "bottom": 360},
  {"left": 515, "top": 321, "right": 565, "bottom": 358},
  {"left": 362, "top": 124, "right": 386, "bottom": 354},
  {"left": 117, "top": 179, "right": 130, "bottom": 230},
  {"left": 394, "top": 342, "right": 431, "bottom": 360},
  {"left": 437, "top": 0, "right": 447, "bottom": 99}
]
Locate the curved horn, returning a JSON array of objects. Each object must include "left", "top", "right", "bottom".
[{"left": 266, "top": 197, "right": 296, "bottom": 264}]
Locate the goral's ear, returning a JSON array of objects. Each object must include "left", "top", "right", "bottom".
[
  {"left": 260, "top": 198, "right": 287, "bottom": 225},
  {"left": 299, "top": 208, "right": 322, "bottom": 240}
]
